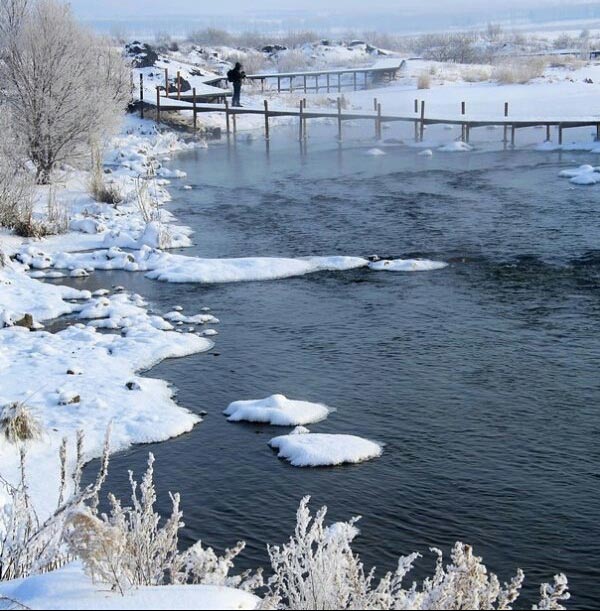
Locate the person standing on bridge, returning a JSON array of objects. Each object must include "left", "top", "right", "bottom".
[{"left": 227, "top": 62, "right": 246, "bottom": 107}]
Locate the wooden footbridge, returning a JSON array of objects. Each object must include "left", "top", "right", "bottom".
[{"left": 144, "top": 89, "right": 600, "bottom": 146}]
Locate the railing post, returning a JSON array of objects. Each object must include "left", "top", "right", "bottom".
[
  {"left": 139, "top": 73, "right": 144, "bottom": 119},
  {"left": 377, "top": 103, "right": 382, "bottom": 140},
  {"left": 461, "top": 101, "right": 466, "bottom": 141},
  {"left": 364, "top": 71, "right": 368, "bottom": 89},
  {"left": 315, "top": 74, "right": 319, "bottom": 93},
  {"left": 304, "top": 75, "right": 307, "bottom": 93},
  {"left": 327, "top": 73, "right": 330, "bottom": 93},
  {"left": 511, "top": 125, "right": 516, "bottom": 147},
  {"left": 277, "top": 76, "right": 281, "bottom": 93},
  {"left": 420, "top": 100, "right": 425, "bottom": 142},
  {"left": 503, "top": 102, "right": 509, "bottom": 145},
  {"left": 546, "top": 124, "right": 551, "bottom": 141},
  {"left": 558, "top": 124, "right": 563, "bottom": 145},
  {"left": 177, "top": 70, "right": 181, "bottom": 100},
  {"left": 353, "top": 71, "right": 357, "bottom": 91},
  {"left": 299, "top": 100, "right": 304, "bottom": 141},
  {"left": 374, "top": 97, "right": 378, "bottom": 112},
  {"left": 289, "top": 76, "right": 293, "bottom": 93},
  {"left": 337, "top": 97, "right": 343, "bottom": 142},
  {"left": 192, "top": 87, "right": 197, "bottom": 130},
  {"left": 164, "top": 68, "right": 169, "bottom": 96},
  {"left": 156, "top": 86, "right": 161, "bottom": 124},
  {"left": 264, "top": 99, "right": 270, "bottom": 140}
]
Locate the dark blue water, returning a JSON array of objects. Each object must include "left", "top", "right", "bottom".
[{"left": 80, "top": 127, "right": 600, "bottom": 608}]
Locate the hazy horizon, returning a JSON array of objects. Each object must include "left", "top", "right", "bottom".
[{"left": 66, "top": 0, "right": 600, "bottom": 37}]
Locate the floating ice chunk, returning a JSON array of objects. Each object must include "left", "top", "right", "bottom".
[
  {"left": 225, "top": 394, "right": 331, "bottom": 426},
  {"left": 558, "top": 164, "right": 600, "bottom": 184},
  {"left": 365, "top": 148, "right": 386, "bottom": 156},
  {"left": 368, "top": 258, "right": 448, "bottom": 272},
  {"left": 163, "top": 311, "right": 220, "bottom": 324},
  {"left": 418, "top": 149, "right": 433, "bottom": 157},
  {"left": 201, "top": 329, "right": 218, "bottom": 337},
  {"left": 438, "top": 141, "right": 473, "bottom": 152},
  {"left": 69, "top": 268, "right": 89, "bottom": 278},
  {"left": 269, "top": 433, "right": 383, "bottom": 467}
]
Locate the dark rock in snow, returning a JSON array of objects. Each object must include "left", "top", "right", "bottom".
[
  {"left": 126, "top": 42, "right": 159, "bottom": 68},
  {"left": 262, "top": 44, "right": 287, "bottom": 54},
  {"left": 14, "top": 314, "right": 34, "bottom": 329}
]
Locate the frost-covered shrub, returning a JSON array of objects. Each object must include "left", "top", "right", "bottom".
[
  {"left": 0, "top": 431, "right": 110, "bottom": 582},
  {"left": 417, "top": 71, "right": 432, "bottom": 89},
  {"left": 0, "top": 402, "right": 42, "bottom": 443},
  {"left": 88, "top": 144, "right": 122, "bottom": 206},
  {"left": 276, "top": 49, "right": 312, "bottom": 73},
  {"left": 65, "top": 453, "right": 262, "bottom": 593},
  {"left": 0, "top": 0, "right": 131, "bottom": 183},
  {"left": 492, "top": 57, "right": 548, "bottom": 84},
  {"left": 263, "top": 497, "right": 570, "bottom": 610}
]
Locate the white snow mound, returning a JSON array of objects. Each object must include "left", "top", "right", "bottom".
[
  {"left": 368, "top": 258, "right": 448, "bottom": 272},
  {"left": 225, "top": 394, "right": 330, "bottom": 426},
  {"left": 269, "top": 433, "right": 383, "bottom": 467}
]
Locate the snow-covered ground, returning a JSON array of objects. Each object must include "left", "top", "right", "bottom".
[{"left": 0, "top": 562, "right": 259, "bottom": 610}]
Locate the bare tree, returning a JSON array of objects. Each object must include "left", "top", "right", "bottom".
[{"left": 0, "top": 0, "right": 130, "bottom": 184}]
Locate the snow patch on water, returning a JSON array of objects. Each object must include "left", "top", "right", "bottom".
[
  {"left": 558, "top": 164, "right": 600, "bottom": 185},
  {"left": 269, "top": 432, "right": 383, "bottom": 467},
  {"left": 369, "top": 258, "right": 448, "bottom": 272},
  {"left": 225, "top": 394, "right": 331, "bottom": 426},
  {"left": 438, "top": 141, "right": 473, "bottom": 153}
]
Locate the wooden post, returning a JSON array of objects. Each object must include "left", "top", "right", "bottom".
[
  {"left": 139, "top": 73, "right": 144, "bottom": 119},
  {"left": 232, "top": 108, "right": 237, "bottom": 135},
  {"left": 224, "top": 98, "right": 231, "bottom": 136},
  {"left": 338, "top": 73, "right": 341, "bottom": 93},
  {"left": 277, "top": 76, "right": 281, "bottom": 93},
  {"left": 192, "top": 88, "right": 197, "bottom": 130},
  {"left": 364, "top": 71, "right": 368, "bottom": 89},
  {"left": 299, "top": 100, "right": 304, "bottom": 141},
  {"left": 414, "top": 98, "right": 418, "bottom": 114},
  {"left": 420, "top": 100, "right": 425, "bottom": 142},
  {"left": 327, "top": 73, "right": 330, "bottom": 93},
  {"left": 261, "top": 78, "right": 265, "bottom": 93},
  {"left": 377, "top": 103, "right": 382, "bottom": 140},
  {"left": 461, "top": 101, "right": 466, "bottom": 141},
  {"left": 596, "top": 124, "right": 600, "bottom": 141},
  {"left": 177, "top": 71, "right": 181, "bottom": 100},
  {"left": 546, "top": 124, "right": 551, "bottom": 141},
  {"left": 289, "top": 76, "right": 293, "bottom": 93},
  {"left": 511, "top": 125, "right": 516, "bottom": 147},
  {"left": 373, "top": 97, "right": 378, "bottom": 111},
  {"left": 304, "top": 75, "right": 307, "bottom": 93},
  {"left": 558, "top": 125, "right": 563, "bottom": 145},
  {"left": 164, "top": 68, "right": 169, "bottom": 96},
  {"left": 353, "top": 72, "right": 357, "bottom": 91},
  {"left": 264, "top": 99, "right": 270, "bottom": 140},
  {"left": 315, "top": 74, "right": 319, "bottom": 93},
  {"left": 156, "top": 86, "right": 161, "bottom": 124},
  {"left": 503, "top": 102, "right": 509, "bottom": 144},
  {"left": 337, "top": 97, "right": 343, "bottom": 142},
  {"left": 465, "top": 124, "right": 470, "bottom": 144}
]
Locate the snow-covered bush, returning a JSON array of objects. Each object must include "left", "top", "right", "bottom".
[
  {"left": 65, "top": 453, "right": 262, "bottom": 593},
  {"left": 492, "top": 57, "right": 548, "bottom": 84},
  {"left": 0, "top": 402, "right": 42, "bottom": 443},
  {"left": 0, "top": 106, "right": 34, "bottom": 232},
  {"left": 0, "top": 0, "right": 131, "bottom": 183},
  {"left": 417, "top": 71, "right": 432, "bottom": 89},
  {"left": 263, "top": 497, "right": 570, "bottom": 610},
  {"left": 0, "top": 431, "right": 110, "bottom": 582},
  {"left": 88, "top": 143, "right": 122, "bottom": 205}
]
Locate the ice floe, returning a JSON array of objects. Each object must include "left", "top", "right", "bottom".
[
  {"left": 269, "top": 431, "right": 383, "bottom": 467},
  {"left": 558, "top": 164, "right": 600, "bottom": 185},
  {"left": 368, "top": 258, "right": 448, "bottom": 272},
  {"left": 224, "top": 394, "right": 331, "bottom": 426},
  {"left": 438, "top": 141, "right": 473, "bottom": 152}
]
